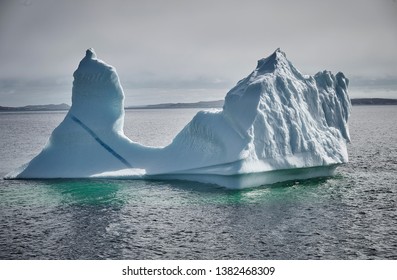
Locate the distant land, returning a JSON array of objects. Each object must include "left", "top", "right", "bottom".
[
  {"left": 126, "top": 100, "right": 225, "bottom": 109},
  {"left": 0, "top": 103, "right": 70, "bottom": 112},
  {"left": 1, "top": 98, "right": 396, "bottom": 112},
  {"left": 127, "top": 98, "right": 397, "bottom": 109},
  {"left": 350, "top": 98, "right": 397, "bottom": 105}
]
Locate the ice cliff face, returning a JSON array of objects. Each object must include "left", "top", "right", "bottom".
[
  {"left": 71, "top": 48, "right": 125, "bottom": 132},
  {"left": 6, "top": 48, "right": 351, "bottom": 188},
  {"left": 223, "top": 48, "right": 350, "bottom": 170}
]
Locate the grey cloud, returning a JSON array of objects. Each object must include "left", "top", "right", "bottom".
[
  {"left": 123, "top": 76, "right": 232, "bottom": 90},
  {"left": 0, "top": 0, "right": 396, "bottom": 106},
  {"left": 0, "top": 77, "right": 72, "bottom": 106},
  {"left": 0, "top": 78, "right": 71, "bottom": 92},
  {"left": 349, "top": 76, "right": 397, "bottom": 91}
]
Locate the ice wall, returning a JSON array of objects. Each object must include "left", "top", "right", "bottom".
[{"left": 6, "top": 48, "right": 351, "bottom": 188}]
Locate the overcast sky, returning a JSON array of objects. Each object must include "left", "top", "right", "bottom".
[{"left": 0, "top": 0, "right": 396, "bottom": 106}]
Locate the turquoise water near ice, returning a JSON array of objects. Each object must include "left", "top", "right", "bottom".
[{"left": 0, "top": 107, "right": 396, "bottom": 259}]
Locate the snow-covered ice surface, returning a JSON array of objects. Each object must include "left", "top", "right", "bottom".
[{"left": 6, "top": 48, "right": 351, "bottom": 188}]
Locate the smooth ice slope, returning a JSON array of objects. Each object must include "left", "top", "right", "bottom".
[{"left": 6, "top": 48, "right": 351, "bottom": 188}]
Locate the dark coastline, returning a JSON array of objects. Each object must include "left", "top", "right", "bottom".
[
  {"left": 1, "top": 98, "right": 396, "bottom": 112},
  {"left": 350, "top": 98, "right": 397, "bottom": 106},
  {"left": 0, "top": 103, "right": 70, "bottom": 112}
]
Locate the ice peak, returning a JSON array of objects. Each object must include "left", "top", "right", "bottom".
[
  {"left": 274, "top": 47, "right": 287, "bottom": 59},
  {"left": 85, "top": 48, "right": 97, "bottom": 59},
  {"left": 256, "top": 48, "right": 288, "bottom": 73}
]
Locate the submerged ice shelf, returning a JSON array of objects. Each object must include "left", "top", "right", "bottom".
[{"left": 6, "top": 48, "right": 351, "bottom": 188}]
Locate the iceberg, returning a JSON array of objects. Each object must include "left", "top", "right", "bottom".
[{"left": 6, "top": 48, "right": 351, "bottom": 189}]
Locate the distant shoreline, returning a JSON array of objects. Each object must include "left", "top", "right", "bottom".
[
  {"left": 349, "top": 98, "right": 397, "bottom": 106},
  {"left": 1, "top": 98, "right": 396, "bottom": 112},
  {"left": 0, "top": 103, "right": 71, "bottom": 112},
  {"left": 126, "top": 100, "right": 224, "bottom": 110}
]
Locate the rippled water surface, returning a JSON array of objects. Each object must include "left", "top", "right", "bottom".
[{"left": 0, "top": 107, "right": 396, "bottom": 259}]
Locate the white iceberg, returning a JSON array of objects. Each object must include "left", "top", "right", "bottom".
[{"left": 6, "top": 48, "right": 351, "bottom": 188}]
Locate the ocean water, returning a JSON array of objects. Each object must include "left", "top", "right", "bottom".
[{"left": 0, "top": 106, "right": 396, "bottom": 259}]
